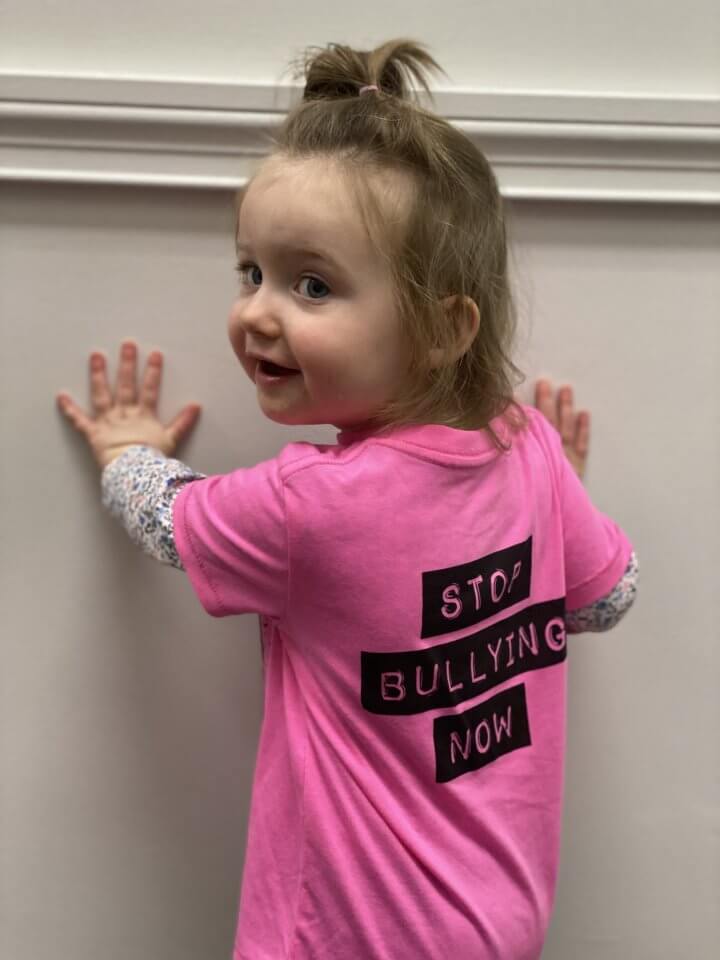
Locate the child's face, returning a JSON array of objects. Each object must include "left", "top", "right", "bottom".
[{"left": 228, "top": 154, "right": 411, "bottom": 431}]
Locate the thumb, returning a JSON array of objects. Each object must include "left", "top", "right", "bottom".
[{"left": 166, "top": 404, "right": 202, "bottom": 448}]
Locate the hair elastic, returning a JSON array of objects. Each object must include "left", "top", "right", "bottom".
[{"left": 359, "top": 84, "right": 379, "bottom": 96}]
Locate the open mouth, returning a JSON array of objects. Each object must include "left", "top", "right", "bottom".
[{"left": 258, "top": 359, "right": 299, "bottom": 377}]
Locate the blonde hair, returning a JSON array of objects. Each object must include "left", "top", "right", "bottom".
[{"left": 237, "top": 38, "right": 529, "bottom": 450}]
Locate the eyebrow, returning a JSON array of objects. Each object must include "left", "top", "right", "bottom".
[{"left": 235, "top": 239, "right": 346, "bottom": 274}]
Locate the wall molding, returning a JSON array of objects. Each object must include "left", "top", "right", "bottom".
[{"left": 1, "top": 73, "right": 718, "bottom": 203}]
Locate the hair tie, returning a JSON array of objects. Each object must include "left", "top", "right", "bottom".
[{"left": 359, "top": 84, "right": 379, "bottom": 96}]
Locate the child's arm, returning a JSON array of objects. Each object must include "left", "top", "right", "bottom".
[
  {"left": 527, "top": 379, "right": 638, "bottom": 633},
  {"left": 565, "top": 549, "right": 638, "bottom": 633},
  {"left": 101, "top": 445, "right": 207, "bottom": 569}
]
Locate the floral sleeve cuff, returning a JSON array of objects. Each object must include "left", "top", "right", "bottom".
[
  {"left": 100, "top": 445, "right": 207, "bottom": 570},
  {"left": 565, "top": 549, "right": 638, "bottom": 633}
]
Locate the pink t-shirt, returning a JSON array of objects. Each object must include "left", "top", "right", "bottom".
[{"left": 172, "top": 404, "right": 633, "bottom": 960}]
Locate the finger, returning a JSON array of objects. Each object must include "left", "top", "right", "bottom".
[
  {"left": 534, "top": 379, "right": 557, "bottom": 427},
  {"left": 140, "top": 350, "right": 163, "bottom": 412},
  {"left": 557, "top": 385, "right": 575, "bottom": 444},
  {"left": 165, "top": 404, "right": 202, "bottom": 448},
  {"left": 574, "top": 410, "right": 590, "bottom": 459},
  {"left": 89, "top": 351, "right": 113, "bottom": 414},
  {"left": 115, "top": 340, "right": 139, "bottom": 406},
  {"left": 57, "top": 393, "right": 94, "bottom": 437}
]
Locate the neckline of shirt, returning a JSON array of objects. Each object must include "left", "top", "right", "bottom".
[{"left": 336, "top": 415, "right": 514, "bottom": 453}]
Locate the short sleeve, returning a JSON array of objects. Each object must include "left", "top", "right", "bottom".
[
  {"left": 528, "top": 407, "right": 634, "bottom": 611},
  {"left": 172, "top": 455, "right": 289, "bottom": 619}
]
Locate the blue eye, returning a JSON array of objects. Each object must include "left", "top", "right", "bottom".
[
  {"left": 234, "top": 262, "right": 330, "bottom": 300},
  {"left": 298, "top": 276, "right": 330, "bottom": 300}
]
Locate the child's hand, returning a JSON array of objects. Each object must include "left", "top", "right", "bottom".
[
  {"left": 56, "top": 340, "right": 202, "bottom": 470},
  {"left": 526, "top": 379, "right": 590, "bottom": 482}
]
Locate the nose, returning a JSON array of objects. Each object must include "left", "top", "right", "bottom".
[{"left": 231, "top": 285, "right": 282, "bottom": 338}]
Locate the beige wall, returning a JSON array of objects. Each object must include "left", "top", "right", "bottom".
[
  {"left": 1, "top": 0, "right": 718, "bottom": 95},
  {"left": 2, "top": 7, "right": 719, "bottom": 958}
]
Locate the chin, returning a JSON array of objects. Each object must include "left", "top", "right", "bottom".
[{"left": 257, "top": 405, "right": 301, "bottom": 426}]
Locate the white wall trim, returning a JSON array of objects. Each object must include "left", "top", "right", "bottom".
[{"left": 1, "top": 73, "right": 718, "bottom": 203}]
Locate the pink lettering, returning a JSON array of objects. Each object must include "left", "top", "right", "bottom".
[
  {"left": 448, "top": 706, "right": 514, "bottom": 764},
  {"left": 380, "top": 672, "right": 406, "bottom": 701},
  {"left": 441, "top": 583, "right": 462, "bottom": 620},
  {"left": 441, "top": 560, "right": 525, "bottom": 621},
  {"left": 544, "top": 617, "right": 566, "bottom": 652}
]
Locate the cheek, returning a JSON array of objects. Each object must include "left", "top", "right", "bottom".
[
  {"left": 227, "top": 304, "right": 244, "bottom": 346},
  {"left": 227, "top": 314, "right": 253, "bottom": 375},
  {"left": 289, "top": 329, "right": 332, "bottom": 372}
]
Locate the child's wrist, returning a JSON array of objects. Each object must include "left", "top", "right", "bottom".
[{"left": 98, "top": 444, "right": 146, "bottom": 469}]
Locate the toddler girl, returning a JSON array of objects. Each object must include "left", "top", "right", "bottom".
[{"left": 57, "top": 38, "right": 638, "bottom": 960}]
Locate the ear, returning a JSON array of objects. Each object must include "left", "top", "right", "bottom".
[{"left": 428, "top": 295, "right": 481, "bottom": 369}]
